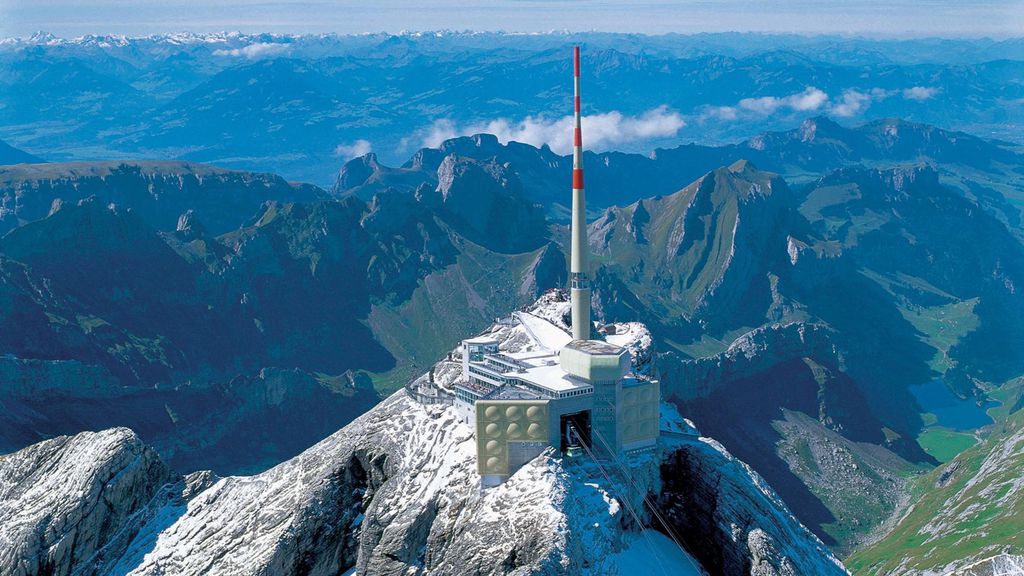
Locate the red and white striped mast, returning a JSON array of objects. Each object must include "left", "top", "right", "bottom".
[{"left": 570, "top": 45, "right": 591, "bottom": 341}]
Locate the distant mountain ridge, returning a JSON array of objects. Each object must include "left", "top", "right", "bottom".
[
  {"left": 0, "top": 139, "right": 42, "bottom": 164},
  {"left": 1, "top": 32, "right": 1021, "bottom": 183},
  {"left": 0, "top": 160, "right": 325, "bottom": 236},
  {"left": 334, "top": 117, "right": 1024, "bottom": 221}
]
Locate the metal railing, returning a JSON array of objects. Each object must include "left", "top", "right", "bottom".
[{"left": 404, "top": 376, "right": 454, "bottom": 406}]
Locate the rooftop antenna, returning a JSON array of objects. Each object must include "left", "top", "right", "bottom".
[{"left": 570, "top": 46, "right": 591, "bottom": 341}]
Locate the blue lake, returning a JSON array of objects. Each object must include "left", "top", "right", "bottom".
[{"left": 911, "top": 378, "right": 998, "bottom": 431}]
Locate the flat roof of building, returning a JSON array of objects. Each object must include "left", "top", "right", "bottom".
[
  {"left": 564, "top": 339, "right": 625, "bottom": 356},
  {"left": 464, "top": 336, "right": 500, "bottom": 345},
  {"left": 517, "top": 362, "right": 592, "bottom": 393},
  {"left": 505, "top": 350, "right": 559, "bottom": 364}
]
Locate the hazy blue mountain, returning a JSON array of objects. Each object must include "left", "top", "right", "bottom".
[
  {"left": 335, "top": 117, "right": 1024, "bottom": 223},
  {"left": 0, "top": 139, "right": 42, "bottom": 164},
  {"left": 0, "top": 32, "right": 1021, "bottom": 184},
  {"left": 0, "top": 161, "right": 327, "bottom": 236}
]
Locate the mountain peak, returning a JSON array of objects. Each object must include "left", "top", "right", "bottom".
[
  {"left": 438, "top": 133, "right": 503, "bottom": 157},
  {"left": 333, "top": 152, "right": 381, "bottom": 191},
  {"left": 798, "top": 116, "right": 845, "bottom": 142},
  {"left": 728, "top": 158, "right": 757, "bottom": 173}
]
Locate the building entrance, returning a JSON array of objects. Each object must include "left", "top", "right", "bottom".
[{"left": 560, "top": 410, "right": 592, "bottom": 452}]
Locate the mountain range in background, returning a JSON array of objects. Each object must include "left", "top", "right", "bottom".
[{"left": 0, "top": 32, "right": 1022, "bottom": 185}]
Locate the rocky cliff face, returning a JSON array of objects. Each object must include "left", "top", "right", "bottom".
[
  {"left": 0, "top": 161, "right": 327, "bottom": 236},
  {"left": 429, "top": 154, "right": 548, "bottom": 253},
  {"left": 659, "top": 322, "right": 838, "bottom": 400},
  {"left": 659, "top": 435, "right": 846, "bottom": 576},
  {"left": 0, "top": 428, "right": 173, "bottom": 576}
]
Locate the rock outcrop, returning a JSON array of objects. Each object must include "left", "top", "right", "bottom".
[
  {"left": 0, "top": 161, "right": 327, "bottom": 236},
  {"left": 661, "top": 322, "right": 839, "bottom": 400},
  {"left": 948, "top": 554, "right": 1024, "bottom": 576},
  {"left": 0, "top": 428, "right": 172, "bottom": 576},
  {"left": 659, "top": 435, "right": 847, "bottom": 576}
]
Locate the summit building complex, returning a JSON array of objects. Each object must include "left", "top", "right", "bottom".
[{"left": 448, "top": 47, "right": 660, "bottom": 486}]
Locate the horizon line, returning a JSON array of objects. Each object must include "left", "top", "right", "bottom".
[{"left": 5, "top": 29, "right": 1024, "bottom": 42}]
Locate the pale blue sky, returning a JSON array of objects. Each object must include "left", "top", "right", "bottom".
[{"left": 0, "top": 0, "right": 1021, "bottom": 38}]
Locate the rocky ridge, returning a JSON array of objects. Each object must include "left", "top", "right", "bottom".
[{"left": 0, "top": 161, "right": 327, "bottom": 236}]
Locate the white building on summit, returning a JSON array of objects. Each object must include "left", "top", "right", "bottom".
[{"left": 448, "top": 46, "right": 660, "bottom": 486}]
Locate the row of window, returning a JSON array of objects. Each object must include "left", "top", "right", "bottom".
[
  {"left": 466, "top": 361, "right": 593, "bottom": 401},
  {"left": 558, "top": 388, "right": 593, "bottom": 398}
]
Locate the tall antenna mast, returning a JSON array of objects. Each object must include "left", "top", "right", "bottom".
[{"left": 570, "top": 45, "right": 591, "bottom": 341}]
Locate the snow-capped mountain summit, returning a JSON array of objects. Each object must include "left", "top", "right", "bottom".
[{"left": 0, "top": 295, "right": 848, "bottom": 576}]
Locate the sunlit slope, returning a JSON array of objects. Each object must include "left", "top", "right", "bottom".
[{"left": 847, "top": 406, "right": 1024, "bottom": 574}]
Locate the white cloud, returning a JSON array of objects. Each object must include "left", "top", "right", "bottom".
[
  {"left": 830, "top": 89, "right": 872, "bottom": 117},
  {"left": 788, "top": 87, "right": 830, "bottom": 111},
  {"left": 418, "top": 119, "right": 459, "bottom": 149},
  {"left": 903, "top": 86, "right": 939, "bottom": 101},
  {"left": 705, "top": 106, "right": 738, "bottom": 121},
  {"left": 704, "top": 84, "right": 940, "bottom": 122},
  {"left": 737, "top": 87, "right": 828, "bottom": 115},
  {"left": 334, "top": 139, "right": 372, "bottom": 159},
  {"left": 212, "top": 42, "right": 290, "bottom": 59},
  {"left": 414, "top": 106, "right": 685, "bottom": 155},
  {"left": 827, "top": 86, "right": 938, "bottom": 116}
]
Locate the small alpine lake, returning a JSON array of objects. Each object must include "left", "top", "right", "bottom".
[{"left": 911, "top": 378, "right": 998, "bottom": 432}]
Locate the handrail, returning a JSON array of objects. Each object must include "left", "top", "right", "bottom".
[{"left": 404, "top": 376, "right": 454, "bottom": 406}]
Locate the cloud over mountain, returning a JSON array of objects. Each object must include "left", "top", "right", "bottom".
[
  {"left": 412, "top": 106, "right": 685, "bottom": 154},
  {"left": 213, "top": 42, "right": 290, "bottom": 58},
  {"left": 704, "top": 85, "right": 941, "bottom": 121},
  {"left": 334, "top": 139, "right": 372, "bottom": 159}
]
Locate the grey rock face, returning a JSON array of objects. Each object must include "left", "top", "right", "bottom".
[
  {"left": 0, "top": 428, "right": 172, "bottom": 576},
  {"left": 174, "top": 209, "right": 206, "bottom": 240},
  {"left": 658, "top": 436, "right": 848, "bottom": 576},
  {"left": 663, "top": 322, "right": 838, "bottom": 400},
  {"left": 947, "top": 554, "right": 1024, "bottom": 576}
]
